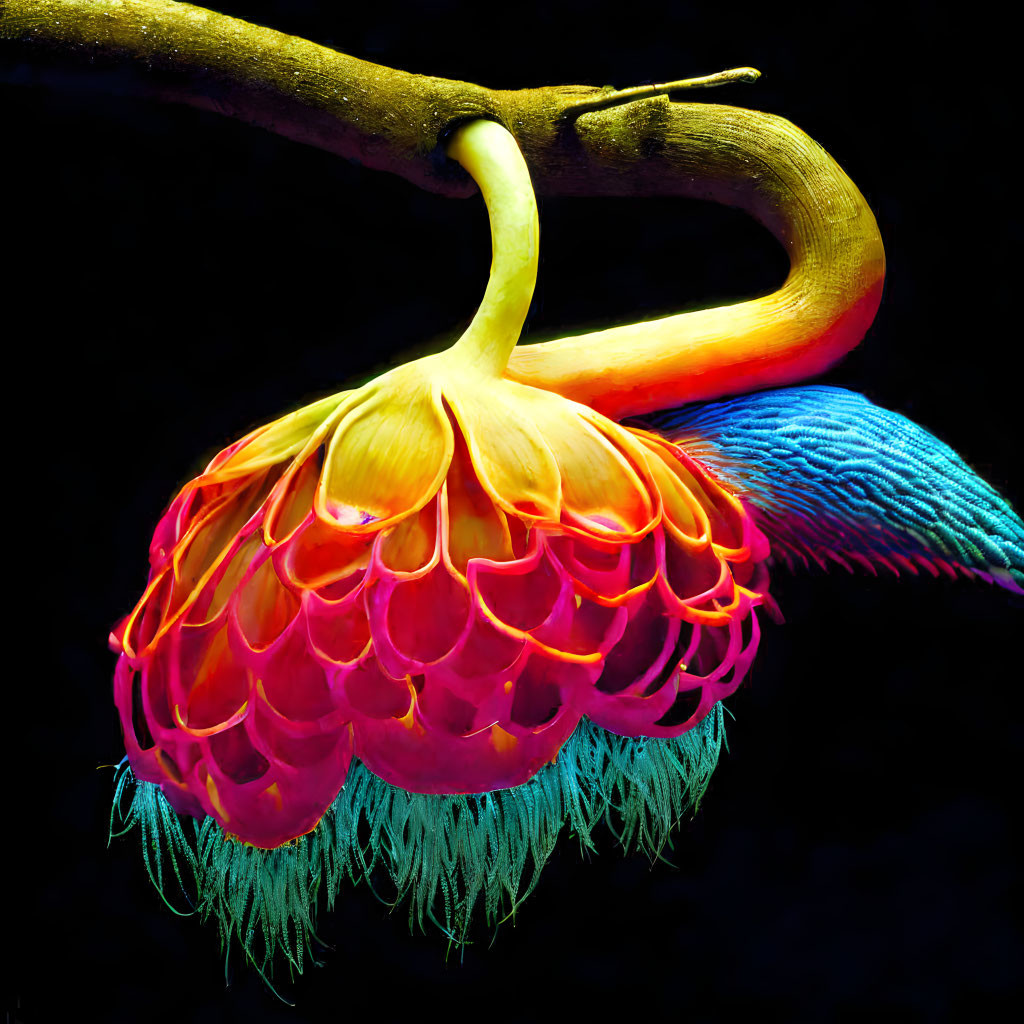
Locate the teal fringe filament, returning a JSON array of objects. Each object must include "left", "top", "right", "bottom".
[{"left": 109, "top": 706, "right": 727, "bottom": 977}]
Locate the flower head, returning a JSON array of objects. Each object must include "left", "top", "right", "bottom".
[{"left": 111, "top": 120, "right": 771, "bottom": 848}]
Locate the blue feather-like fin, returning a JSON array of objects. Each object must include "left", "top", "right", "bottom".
[{"left": 644, "top": 386, "right": 1024, "bottom": 594}]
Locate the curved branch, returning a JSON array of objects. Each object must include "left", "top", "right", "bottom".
[{"left": 1, "top": 0, "right": 885, "bottom": 416}]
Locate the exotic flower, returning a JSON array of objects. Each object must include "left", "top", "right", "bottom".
[
  {"left": 103, "top": 65, "right": 1022, "bottom": 985},
  {"left": 111, "top": 120, "right": 770, "bottom": 849}
]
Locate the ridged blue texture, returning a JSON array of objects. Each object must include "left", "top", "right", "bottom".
[{"left": 645, "top": 386, "right": 1024, "bottom": 593}]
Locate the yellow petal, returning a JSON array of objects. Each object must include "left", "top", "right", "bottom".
[
  {"left": 530, "top": 398, "right": 655, "bottom": 537},
  {"left": 319, "top": 368, "right": 453, "bottom": 529},
  {"left": 639, "top": 437, "right": 713, "bottom": 548},
  {"left": 201, "top": 391, "right": 351, "bottom": 484},
  {"left": 443, "top": 427, "right": 514, "bottom": 574},
  {"left": 445, "top": 378, "right": 561, "bottom": 522},
  {"left": 379, "top": 497, "right": 440, "bottom": 574}
]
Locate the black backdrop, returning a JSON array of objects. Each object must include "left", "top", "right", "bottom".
[{"left": 4, "top": 1, "right": 1021, "bottom": 1020}]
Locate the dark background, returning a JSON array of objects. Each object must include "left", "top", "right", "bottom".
[{"left": 4, "top": 1, "right": 1021, "bottom": 1020}]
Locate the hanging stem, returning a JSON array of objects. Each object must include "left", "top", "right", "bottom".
[{"left": 444, "top": 120, "right": 539, "bottom": 377}]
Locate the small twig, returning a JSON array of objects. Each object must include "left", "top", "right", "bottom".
[{"left": 564, "top": 66, "right": 761, "bottom": 116}]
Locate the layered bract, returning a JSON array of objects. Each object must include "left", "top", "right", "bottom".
[
  {"left": 111, "top": 358, "right": 770, "bottom": 848},
  {"left": 110, "top": 120, "right": 772, "bottom": 849}
]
